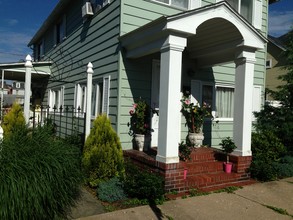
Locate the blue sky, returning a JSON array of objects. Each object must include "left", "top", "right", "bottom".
[{"left": 0, "top": 0, "right": 292, "bottom": 63}]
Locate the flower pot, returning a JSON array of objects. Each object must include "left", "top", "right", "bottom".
[
  {"left": 188, "top": 132, "right": 204, "bottom": 148},
  {"left": 224, "top": 162, "right": 233, "bottom": 173},
  {"left": 134, "top": 134, "right": 151, "bottom": 152}
]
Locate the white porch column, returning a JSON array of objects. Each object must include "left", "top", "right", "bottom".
[
  {"left": 156, "top": 35, "right": 186, "bottom": 164},
  {"left": 24, "top": 55, "right": 32, "bottom": 125},
  {"left": 233, "top": 48, "right": 256, "bottom": 156},
  {"left": 85, "top": 62, "right": 93, "bottom": 141}
]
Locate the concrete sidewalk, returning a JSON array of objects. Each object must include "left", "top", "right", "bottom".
[{"left": 74, "top": 177, "right": 293, "bottom": 220}]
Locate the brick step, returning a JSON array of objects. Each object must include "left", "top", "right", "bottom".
[
  {"left": 186, "top": 172, "right": 245, "bottom": 189},
  {"left": 184, "top": 161, "right": 224, "bottom": 174},
  {"left": 188, "top": 147, "right": 218, "bottom": 162}
]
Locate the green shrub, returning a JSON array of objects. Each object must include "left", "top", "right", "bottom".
[
  {"left": 82, "top": 115, "right": 124, "bottom": 187},
  {"left": 274, "top": 156, "right": 293, "bottom": 178},
  {"left": 0, "top": 126, "right": 83, "bottom": 219},
  {"left": 250, "top": 131, "right": 286, "bottom": 181},
  {"left": 97, "top": 177, "right": 127, "bottom": 202},
  {"left": 123, "top": 162, "right": 165, "bottom": 202},
  {"left": 2, "top": 103, "right": 26, "bottom": 137}
]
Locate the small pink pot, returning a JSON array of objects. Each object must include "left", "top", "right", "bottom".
[{"left": 224, "top": 162, "right": 233, "bottom": 173}]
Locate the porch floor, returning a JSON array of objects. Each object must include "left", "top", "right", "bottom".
[{"left": 124, "top": 147, "right": 255, "bottom": 193}]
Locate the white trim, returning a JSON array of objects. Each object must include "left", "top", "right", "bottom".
[
  {"left": 266, "top": 59, "right": 272, "bottom": 69},
  {"left": 102, "top": 75, "right": 110, "bottom": 115}
]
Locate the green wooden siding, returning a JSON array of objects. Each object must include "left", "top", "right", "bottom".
[{"left": 40, "top": 0, "right": 121, "bottom": 131}]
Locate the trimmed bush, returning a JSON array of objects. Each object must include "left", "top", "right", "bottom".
[
  {"left": 82, "top": 115, "right": 124, "bottom": 187},
  {"left": 2, "top": 103, "right": 26, "bottom": 137},
  {"left": 123, "top": 162, "right": 165, "bottom": 202},
  {"left": 274, "top": 156, "right": 293, "bottom": 178},
  {"left": 0, "top": 126, "right": 83, "bottom": 219},
  {"left": 97, "top": 177, "right": 127, "bottom": 202},
  {"left": 250, "top": 131, "right": 286, "bottom": 181}
]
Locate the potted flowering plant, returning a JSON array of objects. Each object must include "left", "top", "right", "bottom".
[
  {"left": 128, "top": 99, "right": 151, "bottom": 151},
  {"left": 181, "top": 95, "right": 210, "bottom": 147}
]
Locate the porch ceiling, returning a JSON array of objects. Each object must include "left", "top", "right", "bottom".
[
  {"left": 120, "top": 1, "right": 267, "bottom": 66},
  {"left": 0, "top": 62, "right": 52, "bottom": 81}
]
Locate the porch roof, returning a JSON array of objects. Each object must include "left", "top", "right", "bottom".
[
  {"left": 0, "top": 61, "right": 52, "bottom": 81},
  {"left": 119, "top": 1, "right": 267, "bottom": 65}
]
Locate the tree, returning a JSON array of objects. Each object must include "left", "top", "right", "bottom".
[{"left": 254, "top": 31, "right": 293, "bottom": 152}]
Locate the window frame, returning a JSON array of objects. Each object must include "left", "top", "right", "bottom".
[
  {"left": 150, "top": 0, "right": 200, "bottom": 10},
  {"left": 74, "top": 75, "right": 110, "bottom": 118},
  {"left": 54, "top": 15, "right": 66, "bottom": 46},
  {"left": 48, "top": 86, "right": 65, "bottom": 112}
]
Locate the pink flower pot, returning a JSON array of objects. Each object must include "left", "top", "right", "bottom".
[{"left": 224, "top": 162, "right": 233, "bottom": 173}]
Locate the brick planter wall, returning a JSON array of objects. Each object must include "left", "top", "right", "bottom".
[{"left": 123, "top": 148, "right": 253, "bottom": 193}]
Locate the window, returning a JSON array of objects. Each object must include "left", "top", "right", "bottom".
[
  {"left": 219, "top": 0, "right": 262, "bottom": 29},
  {"left": 35, "top": 40, "right": 44, "bottom": 61},
  {"left": 191, "top": 80, "right": 234, "bottom": 120},
  {"left": 191, "top": 80, "right": 262, "bottom": 121},
  {"left": 158, "top": 0, "right": 200, "bottom": 9},
  {"left": 55, "top": 15, "right": 66, "bottom": 45},
  {"left": 215, "top": 86, "right": 234, "bottom": 118},
  {"left": 48, "top": 87, "right": 65, "bottom": 111},
  {"left": 266, "top": 59, "right": 272, "bottom": 69},
  {"left": 74, "top": 76, "right": 110, "bottom": 118},
  {"left": 226, "top": 0, "right": 252, "bottom": 22}
]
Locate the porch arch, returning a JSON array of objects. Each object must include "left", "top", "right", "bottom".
[{"left": 120, "top": 1, "right": 267, "bottom": 163}]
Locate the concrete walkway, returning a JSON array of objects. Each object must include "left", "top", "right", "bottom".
[{"left": 73, "top": 177, "right": 293, "bottom": 220}]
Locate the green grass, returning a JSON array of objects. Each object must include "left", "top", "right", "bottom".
[{"left": 264, "top": 205, "right": 293, "bottom": 217}]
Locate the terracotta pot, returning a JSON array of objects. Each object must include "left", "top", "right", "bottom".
[
  {"left": 188, "top": 132, "right": 204, "bottom": 148},
  {"left": 224, "top": 162, "right": 233, "bottom": 173}
]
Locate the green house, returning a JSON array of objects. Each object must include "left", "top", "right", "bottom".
[{"left": 26, "top": 0, "right": 272, "bottom": 165}]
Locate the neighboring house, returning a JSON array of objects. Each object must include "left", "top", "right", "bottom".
[
  {"left": 266, "top": 33, "right": 290, "bottom": 105},
  {"left": 266, "top": 35, "right": 286, "bottom": 99},
  {"left": 26, "top": 0, "right": 273, "bottom": 166}
]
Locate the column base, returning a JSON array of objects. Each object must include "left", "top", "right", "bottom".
[{"left": 156, "top": 154, "right": 179, "bottom": 164}]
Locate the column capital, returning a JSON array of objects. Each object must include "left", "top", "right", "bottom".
[
  {"left": 234, "top": 47, "right": 256, "bottom": 65},
  {"left": 161, "top": 35, "right": 187, "bottom": 53}
]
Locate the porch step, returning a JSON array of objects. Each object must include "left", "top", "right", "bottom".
[
  {"left": 186, "top": 172, "right": 250, "bottom": 190},
  {"left": 187, "top": 147, "right": 218, "bottom": 163},
  {"left": 185, "top": 161, "right": 224, "bottom": 175}
]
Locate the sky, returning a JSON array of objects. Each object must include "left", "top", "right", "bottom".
[{"left": 0, "top": 0, "right": 292, "bottom": 63}]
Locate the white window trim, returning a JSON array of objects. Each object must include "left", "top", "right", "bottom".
[
  {"left": 216, "top": 0, "right": 262, "bottom": 30},
  {"left": 150, "top": 0, "right": 201, "bottom": 10},
  {"left": 266, "top": 59, "right": 272, "bottom": 69},
  {"left": 191, "top": 80, "right": 235, "bottom": 122},
  {"left": 74, "top": 75, "right": 110, "bottom": 118},
  {"left": 214, "top": 83, "right": 235, "bottom": 121},
  {"left": 48, "top": 86, "right": 65, "bottom": 112}
]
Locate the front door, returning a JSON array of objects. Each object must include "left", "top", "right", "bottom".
[{"left": 151, "top": 60, "right": 160, "bottom": 147}]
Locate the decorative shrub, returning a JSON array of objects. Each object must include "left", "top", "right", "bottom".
[
  {"left": 2, "top": 103, "right": 26, "bottom": 137},
  {"left": 250, "top": 131, "right": 286, "bottom": 181},
  {"left": 123, "top": 162, "right": 165, "bottom": 202},
  {"left": 0, "top": 126, "right": 83, "bottom": 219},
  {"left": 179, "top": 141, "right": 192, "bottom": 161},
  {"left": 97, "top": 177, "right": 127, "bottom": 202},
  {"left": 274, "top": 156, "right": 293, "bottom": 178},
  {"left": 82, "top": 114, "right": 124, "bottom": 187}
]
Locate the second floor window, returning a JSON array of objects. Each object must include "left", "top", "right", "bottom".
[
  {"left": 226, "top": 0, "right": 253, "bottom": 23},
  {"left": 55, "top": 16, "right": 66, "bottom": 45},
  {"left": 153, "top": 0, "right": 189, "bottom": 9}
]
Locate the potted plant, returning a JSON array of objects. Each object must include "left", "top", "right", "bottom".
[
  {"left": 128, "top": 99, "right": 151, "bottom": 151},
  {"left": 181, "top": 95, "right": 210, "bottom": 147},
  {"left": 219, "top": 137, "right": 237, "bottom": 173}
]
